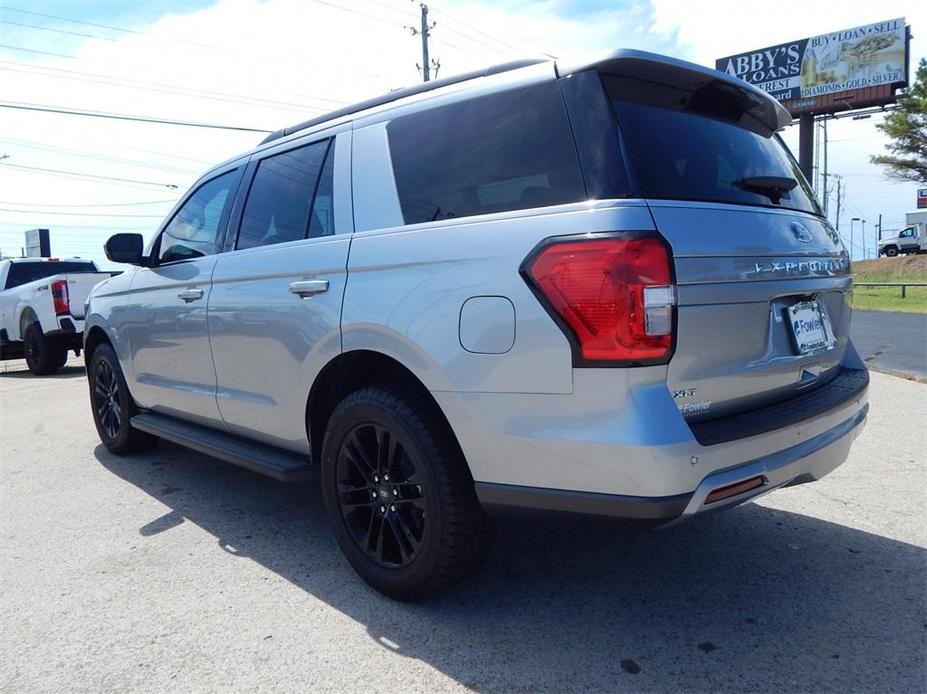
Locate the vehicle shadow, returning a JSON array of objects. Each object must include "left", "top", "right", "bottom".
[
  {"left": 94, "top": 442, "right": 926, "bottom": 692},
  {"left": 0, "top": 364, "right": 86, "bottom": 379}
]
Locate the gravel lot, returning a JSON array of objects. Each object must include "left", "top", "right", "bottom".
[{"left": 1, "top": 358, "right": 925, "bottom": 693}]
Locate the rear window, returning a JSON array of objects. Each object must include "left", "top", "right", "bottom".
[
  {"left": 603, "top": 75, "right": 820, "bottom": 215},
  {"left": 5, "top": 261, "right": 96, "bottom": 290},
  {"left": 387, "top": 81, "right": 586, "bottom": 224}
]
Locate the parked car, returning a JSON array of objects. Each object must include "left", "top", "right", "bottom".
[
  {"left": 878, "top": 211, "right": 927, "bottom": 256},
  {"left": 0, "top": 257, "right": 112, "bottom": 374},
  {"left": 84, "top": 50, "right": 869, "bottom": 599}
]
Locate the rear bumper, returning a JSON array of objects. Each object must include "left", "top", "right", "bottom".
[{"left": 475, "top": 402, "right": 867, "bottom": 523}]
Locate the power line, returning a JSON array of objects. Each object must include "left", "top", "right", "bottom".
[
  {"left": 0, "top": 199, "right": 175, "bottom": 208},
  {"left": 0, "top": 207, "right": 165, "bottom": 218},
  {"left": 0, "top": 101, "right": 271, "bottom": 133},
  {"left": 0, "top": 162, "right": 180, "bottom": 189},
  {"left": 0, "top": 18, "right": 119, "bottom": 41},
  {"left": 0, "top": 63, "right": 333, "bottom": 114},
  {"left": 0, "top": 137, "right": 202, "bottom": 174},
  {"left": 0, "top": 44, "right": 351, "bottom": 107},
  {"left": 428, "top": 4, "right": 523, "bottom": 54}
]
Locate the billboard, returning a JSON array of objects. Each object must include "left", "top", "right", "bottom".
[
  {"left": 717, "top": 18, "right": 908, "bottom": 115},
  {"left": 24, "top": 228, "right": 50, "bottom": 258},
  {"left": 918, "top": 188, "right": 927, "bottom": 209}
]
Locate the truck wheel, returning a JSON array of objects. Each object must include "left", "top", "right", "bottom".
[
  {"left": 885, "top": 246, "right": 899, "bottom": 257},
  {"left": 23, "top": 323, "right": 67, "bottom": 375},
  {"left": 321, "top": 385, "right": 489, "bottom": 600},
  {"left": 89, "top": 343, "right": 157, "bottom": 454}
]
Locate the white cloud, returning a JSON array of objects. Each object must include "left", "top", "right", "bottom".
[{"left": 0, "top": 0, "right": 923, "bottom": 263}]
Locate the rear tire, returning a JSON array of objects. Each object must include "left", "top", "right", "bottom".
[
  {"left": 23, "top": 323, "right": 67, "bottom": 375},
  {"left": 89, "top": 343, "right": 158, "bottom": 454},
  {"left": 321, "top": 385, "right": 489, "bottom": 600}
]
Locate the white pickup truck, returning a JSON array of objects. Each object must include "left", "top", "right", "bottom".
[
  {"left": 878, "top": 211, "right": 927, "bottom": 257},
  {"left": 0, "top": 258, "right": 113, "bottom": 375}
]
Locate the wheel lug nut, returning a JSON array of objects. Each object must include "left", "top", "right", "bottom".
[
  {"left": 392, "top": 488, "right": 398, "bottom": 496},
  {"left": 373, "top": 475, "right": 379, "bottom": 482},
  {"left": 379, "top": 505, "right": 386, "bottom": 514},
  {"left": 390, "top": 505, "right": 396, "bottom": 512},
  {"left": 371, "top": 491, "right": 377, "bottom": 499},
  {"left": 383, "top": 473, "right": 389, "bottom": 481}
]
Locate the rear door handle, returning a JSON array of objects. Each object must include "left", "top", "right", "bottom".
[
  {"left": 177, "top": 288, "right": 204, "bottom": 302},
  {"left": 288, "top": 280, "right": 329, "bottom": 298}
]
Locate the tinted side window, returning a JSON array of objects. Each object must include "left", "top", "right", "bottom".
[
  {"left": 159, "top": 171, "right": 237, "bottom": 263},
  {"left": 237, "top": 139, "right": 331, "bottom": 250},
  {"left": 387, "top": 82, "right": 586, "bottom": 224},
  {"left": 307, "top": 149, "right": 335, "bottom": 238}
]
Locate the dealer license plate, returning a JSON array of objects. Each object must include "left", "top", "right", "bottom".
[{"left": 787, "top": 301, "right": 836, "bottom": 356}]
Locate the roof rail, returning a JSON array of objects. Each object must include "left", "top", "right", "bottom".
[{"left": 260, "top": 57, "right": 551, "bottom": 145}]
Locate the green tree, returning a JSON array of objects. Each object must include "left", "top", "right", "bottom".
[{"left": 871, "top": 58, "right": 927, "bottom": 183}]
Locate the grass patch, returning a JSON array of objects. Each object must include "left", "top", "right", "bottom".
[{"left": 851, "top": 258, "right": 927, "bottom": 314}]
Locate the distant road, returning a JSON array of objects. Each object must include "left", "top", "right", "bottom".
[{"left": 851, "top": 310, "right": 927, "bottom": 380}]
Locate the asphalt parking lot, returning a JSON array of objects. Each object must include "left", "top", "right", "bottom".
[
  {"left": 1, "top": 357, "right": 925, "bottom": 692},
  {"left": 851, "top": 310, "right": 927, "bottom": 381}
]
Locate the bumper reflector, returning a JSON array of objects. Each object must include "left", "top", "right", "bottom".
[{"left": 704, "top": 476, "right": 765, "bottom": 505}]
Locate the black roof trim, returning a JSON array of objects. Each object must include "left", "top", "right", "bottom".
[{"left": 260, "top": 58, "right": 551, "bottom": 145}]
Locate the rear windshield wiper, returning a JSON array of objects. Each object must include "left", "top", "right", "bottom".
[{"left": 733, "top": 176, "right": 798, "bottom": 204}]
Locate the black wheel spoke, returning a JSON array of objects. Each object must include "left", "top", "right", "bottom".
[
  {"left": 389, "top": 511, "right": 420, "bottom": 560},
  {"left": 346, "top": 433, "right": 376, "bottom": 481},
  {"left": 340, "top": 489, "right": 375, "bottom": 509}
]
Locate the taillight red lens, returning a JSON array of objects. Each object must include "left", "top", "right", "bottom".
[
  {"left": 525, "top": 234, "right": 674, "bottom": 364},
  {"left": 51, "top": 279, "right": 70, "bottom": 315}
]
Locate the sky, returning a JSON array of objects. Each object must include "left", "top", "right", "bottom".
[{"left": 0, "top": 0, "right": 924, "bottom": 265}]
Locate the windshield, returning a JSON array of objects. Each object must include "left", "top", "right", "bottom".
[
  {"left": 605, "top": 77, "right": 820, "bottom": 215},
  {"left": 4, "top": 261, "right": 97, "bottom": 290}
]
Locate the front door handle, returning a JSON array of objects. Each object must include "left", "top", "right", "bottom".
[
  {"left": 177, "top": 288, "right": 204, "bottom": 302},
  {"left": 288, "top": 279, "right": 329, "bottom": 298}
]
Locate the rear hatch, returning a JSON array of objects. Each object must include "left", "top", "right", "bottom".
[{"left": 600, "top": 68, "right": 851, "bottom": 423}]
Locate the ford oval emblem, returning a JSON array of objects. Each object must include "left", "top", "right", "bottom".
[{"left": 790, "top": 222, "right": 813, "bottom": 243}]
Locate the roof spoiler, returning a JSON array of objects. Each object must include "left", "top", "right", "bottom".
[{"left": 557, "top": 49, "right": 792, "bottom": 133}]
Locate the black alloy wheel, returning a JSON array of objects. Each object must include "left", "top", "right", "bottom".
[
  {"left": 321, "top": 386, "right": 489, "bottom": 600},
  {"left": 336, "top": 422, "right": 428, "bottom": 568},
  {"left": 93, "top": 357, "right": 122, "bottom": 440},
  {"left": 88, "top": 343, "right": 157, "bottom": 454}
]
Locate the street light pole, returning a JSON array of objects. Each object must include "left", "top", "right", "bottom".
[
  {"left": 860, "top": 219, "right": 867, "bottom": 259},
  {"left": 851, "top": 217, "right": 859, "bottom": 261}
]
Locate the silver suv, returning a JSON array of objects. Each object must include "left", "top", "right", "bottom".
[{"left": 85, "top": 50, "right": 869, "bottom": 599}]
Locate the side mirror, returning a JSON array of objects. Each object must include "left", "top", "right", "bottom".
[{"left": 104, "top": 233, "right": 146, "bottom": 265}]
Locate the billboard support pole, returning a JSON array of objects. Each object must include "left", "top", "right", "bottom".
[{"left": 798, "top": 114, "right": 814, "bottom": 183}]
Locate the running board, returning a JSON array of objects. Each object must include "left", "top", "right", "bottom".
[{"left": 130, "top": 412, "right": 314, "bottom": 482}]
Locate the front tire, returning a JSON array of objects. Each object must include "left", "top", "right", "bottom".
[
  {"left": 89, "top": 343, "right": 157, "bottom": 454},
  {"left": 23, "top": 323, "right": 67, "bottom": 375},
  {"left": 321, "top": 386, "right": 488, "bottom": 600},
  {"left": 885, "top": 246, "right": 899, "bottom": 257}
]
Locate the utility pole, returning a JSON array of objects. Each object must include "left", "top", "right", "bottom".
[
  {"left": 821, "top": 119, "right": 829, "bottom": 217},
  {"left": 834, "top": 176, "right": 842, "bottom": 232},
  {"left": 408, "top": 3, "right": 439, "bottom": 82},
  {"left": 876, "top": 213, "right": 882, "bottom": 241}
]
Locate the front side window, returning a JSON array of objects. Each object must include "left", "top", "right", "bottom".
[
  {"left": 158, "top": 170, "right": 237, "bottom": 263},
  {"left": 386, "top": 82, "right": 586, "bottom": 225},
  {"left": 237, "top": 139, "right": 332, "bottom": 250},
  {"left": 900, "top": 228, "right": 914, "bottom": 238}
]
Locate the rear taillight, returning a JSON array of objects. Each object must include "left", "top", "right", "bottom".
[
  {"left": 51, "top": 279, "right": 70, "bottom": 315},
  {"left": 523, "top": 234, "right": 675, "bottom": 365}
]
